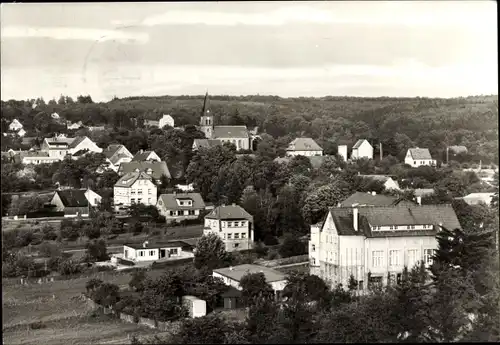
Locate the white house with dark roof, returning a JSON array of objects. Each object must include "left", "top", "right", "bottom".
[
  {"left": 405, "top": 148, "right": 436, "bottom": 168},
  {"left": 351, "top": 139, "right": 373, "bottom": 160},
  {"left": 18, "top": 151, "right": 61, "bottom": 165},
  {"left": 309, "top": 204, "right": 461, "bottom": 290},
  {"left": 118, "top": 161, "right": 171, "bottom": 183},
  {"left": 123, "top": 240, "right": 192, "bottom": 262},
  {"left": 286, "top": 138, "right": 323, "bottom": 157},
  {"left": 101, "top": 144, "right": 133, "bottom": 172},
  {"left": 50, "top": 189, "right": 101, "bottom": 217},
  {"left": 204, "top": 204, "right": 254, "bottom": 252},
  {"left": 358, "top": 174, "right": 401, "bottom": 191},
  {"left": 131, "top": 150, "right": 161, "bottom": 162},
  {"left": 113, "top": 171, "right": 157, "bottom": 209},
  {"left": 156, "top": 192, "right": 206, "bottom": 223},
  {"left": 41, "top": 135, "right": 102, "bottom": 160}
]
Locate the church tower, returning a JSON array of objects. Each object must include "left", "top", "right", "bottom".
[{"left": 199, "top": 91, "right": 214, "bottom": 139}]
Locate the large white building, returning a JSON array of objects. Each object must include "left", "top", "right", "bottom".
[
  {"left": 113, "top": 171, "right": 158, "bottom": 209},
  {"left": 40, "top": 135, "right": 102, "bottom": 160},
  {"left": 351, "top": 139, "right": 373, "bottom": 160},
  {"left": 203, "top": 204, "right": 254, "bottom": 252},
  {"left": 404, "top": 148, "right": 436, "bottom": 168},
  {"left": 309, "top": 204, "right": 461, "bottom": 290},
  {"left": 285, "top": 138, "right": 323, "bottom": 157}
]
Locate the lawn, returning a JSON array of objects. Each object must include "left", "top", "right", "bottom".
[{"left": 2, "top": 267, "right": 185, "bottom": 344}]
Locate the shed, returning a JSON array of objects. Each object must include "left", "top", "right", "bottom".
[{"left": 220, "top": 286, "right": 242, "bottom": 309}]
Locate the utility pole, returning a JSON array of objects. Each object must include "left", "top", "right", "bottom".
[
  {"left": 446, "top": 147, "right": 449, "bottom": 165},
  {"left": 379, "top": 142, "right": 383, "bottom": 161}
]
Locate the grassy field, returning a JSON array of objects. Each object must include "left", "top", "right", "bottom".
[{"left": 1, "top": 268, "right": 184, "bottom": 344}]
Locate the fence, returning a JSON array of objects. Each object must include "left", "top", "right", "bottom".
[{"left": 83, "top": 294, "right": 181, "bottom": 333}]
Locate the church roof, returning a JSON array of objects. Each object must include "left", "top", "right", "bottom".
[{"left": 213, "top": 126, "right": 249, "bottom": 139}]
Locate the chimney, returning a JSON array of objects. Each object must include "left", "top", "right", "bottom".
[
  {"left": 416, "top": 196, "right": 422, "bottom": 205},
  {"left": 371, "top": 191, "right": 376, "bottom": 196},
  {"left": 352, "top": 206, "right": 359, "bottom": 231},
  {"left": 143, "top": 241, "right": 149, "bottom": 248}
]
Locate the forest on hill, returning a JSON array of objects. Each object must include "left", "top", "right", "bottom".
[{"left": 1, "top": 94, "right": 498, "bottom": 164}]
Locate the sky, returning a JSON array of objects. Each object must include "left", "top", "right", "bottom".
[{"left": 1, "top": 1, "right": 497, "bottom": 102}]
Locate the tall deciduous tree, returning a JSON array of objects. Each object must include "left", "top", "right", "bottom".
[
  {"left": 193, "top": 233, "right": 231, "bottom": 271},
  {"left": 240, "top": 272, "right": 275, "bottom": 307}
]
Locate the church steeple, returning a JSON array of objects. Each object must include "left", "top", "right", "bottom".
[{"left": 200, "top": 91, "right": 214, "bottom": 139}]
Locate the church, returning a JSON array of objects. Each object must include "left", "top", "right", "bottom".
[{"left": 193, "top": 92, "right": 259, "bottom": 151}]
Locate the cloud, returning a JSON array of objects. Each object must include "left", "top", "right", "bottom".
[
  {"left": 1, "top": 26, "right": 149, "bottom": 44},
  {"left": 129, "top": 4, "right": 494, "bottom": 28}
]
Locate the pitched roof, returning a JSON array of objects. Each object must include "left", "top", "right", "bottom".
[
  {"left": 408, "top": 148, "right": 433, "bottom": 160},
  {"left": 287, "top": 137, "right": 323, "bottom": 151},
  {"left": 213, "top": 126, "right": 249, "bottom": 139},
  {"left": 461, "top": 193, "right": 494, "bottom": 205},
  {"left": 103, "top": 144, "right": 124, "bottom": 159},
  {"left": 54, "top": 189, "right": 89, "bottom": 207},
  {"left": 193, "top": 139, "right": 222, "bottom": 149},
  {"left": 131, "top": 150, "right": 160, "bottom": 162},
  {"left": 353, "top": 139, "right": 369, "bottom": 149},
  {"left": 45, "top": 136, "right": 74, "bottom": 146},
  {"left": 327, "top": 204, "right": 461, "bottom": 237},
  {"left": 157, "top": 192, "right": 206, "bottom": 211},
  {"left": 412, "top": 188, "right": 435, "bottom": 197},
  {"left": 340, "top": 192, "right": 415, "bottom": 207},
  {"left": 205, "top": 204, "right": 253, "bottom": 220},
  {"left": 115, "top": 171, "right": 153, "bottom": 188},
  {"left": 119, "top": 161, "right": 171, "bottom": 179},
  {"left": 72, "top": 149, "right": 90, "bottom": 157},
  {"left": 68, "top": 136, "right": 88, "bottom": 149},
  {"left": 213, "top": 264, "right": 286, "bottom": 283},
  {"left": 109, "top": 153, "right": 131, "bottom": 165}
]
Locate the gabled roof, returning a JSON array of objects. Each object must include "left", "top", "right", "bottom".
[
  {"left": 115, "top": 171, "right": 153, "bottom": 188},
  {"left": 68, "top": 136, "right": 88, "bottom": 149},
  {"left": 287, "top": 138, "right": 323, "bottom": 151},
  {"left": 103, "top": 144, "right": 125, "bottom": 159},
  {"left": 408, "top": 148, "right": 433, "bottom": 160},
  {"left": 109, "top": 153, "right": 132, "bottom": 165},
  {"left": 54, "top": 189, "right": 89, "bottom": 207},
  {"left": 157, "top": 192, "right": 206, "bottom": 211},
  {"left": 353, "top": 139, "right": 370, "bottom": 149},
  {"left": 193, "top": 139, "right": 222, "bottom": 149},
  {"left": 205, "top": 204, "right": 253, "bottom": 220},
  {"left": 72, "top": 149, "right": 90, "bottom": 157},
  {"left": 213, "top": 126, "right": 249, "bottom": 139},
  {"left": 132, "top": 150, "right": 160, "bottom": 162},
  {"left": 326, "top": 204, "right": 461, "bottom": 237},
  {"left": 339, "top": 192, "right": 415, "bottom": 207},
  {"left": 45, "top": 136, "right": 74, "bottom": 146},
  {"left": 461, "top": 193, "right": 494, "bottom": 205},
  {"left": 119, "top": 161, "right": 171, "bottom": 179}
]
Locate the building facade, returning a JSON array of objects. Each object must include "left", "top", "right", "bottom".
[
  {"left": 405, "top": 148, "right": 436, "bottom": 168},
  {"left": 309, "top": 204, "right": 461, "bottom": 290},
  {"left": 351, "top": 139, "right": 374, "bottom": 160},
  {"left": 113, "top": 171, "right": 158, "bottom": 209},
  {"left": 285, "top": 138, "right": 323, "bottom": 157},
  {"left": 156, "top": 192, "right": 206, "bottom": 223},
  {"left": 203, "top": 204, "right": 254, "bottom": 252}
]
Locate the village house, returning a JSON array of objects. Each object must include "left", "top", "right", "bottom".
[
  {"left": 358, "top": 174, "right": 401, "bottom": 190},
  {"left": 9, "top": 119, "right": 23, "bottom": 132},
  {"left": 118, "top": 161, "right": 171, "bottom": 184},
  {"left": 113, "top": 171, "right": 158, "bottom": 209},
  {"left": 404, "top": 148, "right": 436, "bottom": 168},
  {"left": 203, "top": 204, "right": 254, "bottom": 252},
  {"left": 131, "top": 150, "right": 161, "bottom": 162},
  {"left": 309, "top": 204, "right": 461, "bottom": 290},
  {"left": 49, "top": 189, "right": 101, "bottom": 217},
  {"left": 123, "top": 240, "right": 192, "bottom": 262},
  {"left": 17, "top": 151, "right": 61, "bottom": 165},
  {"left": 213, "top": 264, "right": 288, "bottom": 308},
  {"left": 41, "top": 134, "right": 102, "bottom": 160},
  {"left": 194, "top": 92, "right": 259, "bottom": 151},
  {"left": 156, "top": 192, "right": 206, "bottom": 223},
  {"left": 144, "top": 114, "right": 175, "bottom": 129},
  {"left": 339, "top": 191, "right": 416, "bottom": 208},
  {"left": 459, "top": 192, "right": 495, "bottom": 206},
  {"left": 351, "top": 139, "right": 374, "bottom": 160},
  {"left": 101, "top": 144, "right": 133, "bottom": 172},
  {"left": 285, "top": 138, "right": 323, "bottom": 157}
]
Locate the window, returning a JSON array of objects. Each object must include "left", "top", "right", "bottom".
[
  {"left": 389, "top": 250, "right": 400, "bottom": 266},
  {"left": 396, "top": 273, "right": 402, "bottom": 285},
  {"left": 233, "top": 243, "right": 240, "bottom": 248},
  {"left": 148, "top": 198, "right": 151, "bottom": 204},
  {"left": 228, "top": 222, "right": 232, "bottom": 227},
  {"left": 131, "top": 189, "right": 136, "bottom": 194},
  {"left": 148, "top": 189, "right": 152, "bottom": 195},
  {"left": 139, "top": 251, "right": 144, "bottom": 257},
  {"left": 414, "top": 161, "right": 416, "bottom": 165},
  {"left": 188, "top": 210, "right": 195, "bottom": 216},
  {"left": 223, "top": 233, "right": 226, "bottom": 239},
  {"left": 234, "top": 233, "right": 239, "bottom": 239},
  {"left": 137, "top": 198, "right": 142, "bottom": 203},
  {"left": 137, "top": 190, "right": 143, "bottom": 195},
  {"left": 169, "top": 211, "right": 174, "bottom": 216},
  {"left": 372, "top": 250, "right": 384, "bottom": 267},
  {"left": 358, "top": 280, "right": 364, "bottom": 290},
  {"left": 407, "top": 226, "right": 411, "bottom": 230},
  {"left": 241, "top": 233, "right": 247, "bottom": 239},
  {"left": 312, "top": 244, "right": 316, "bottom": 252},
  {"left": 311, "top": 258, "right": 316, "bottom": 265},
  {"left": 389, "top": 226, "right": 394, "bottom": 230},
  {"left": 410, "top": 225, "right": 415, "bottom": 230},
  {"left": 233, "top": 221, "right": 239, "bottom": 227},
  {"left": 424, "top": 249, "right": 435, "bottom": 265},
  {"left": 227, "top": 233, "right": 232, "bottom": 239},
  {"left": 407, "top": 249, "right": 420, "bottom": 268},
  {"left": 170, "top": 248, "right": 178, "bottom": 255},
  {"left": 179, "top": 201, "right": 184, "bottom": 206},
  {"left": 149, "top": 250, "right": 154, "bottom": 256},
  {"left": 131, "top": 198, "right": 136, "bottom": 204},
  {"left": 177, "top": 210, "right": 183, "bottom": 216}
]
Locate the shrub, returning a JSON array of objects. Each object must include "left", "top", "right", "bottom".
[
  {"left": 263, "top": 235, "right": 279, "bottom": 246},
  {"left": 279, "top": 236, "right": 307, "bottom": 258},
  {"left": 254, "top": 242, "right": 269, "bottom": 257},
  {"left": 58, "top": 259, "right": 82, "bottom": 276},
  {"left": 129, "top": 270, "right": 147, "bottom": 292},
  {"left": 38, "top": 242, "right": 62, "bottom": 258},
  {"left": 92, "top": 283, "right": 120, "bottom": 307},
  {"left": 42, "top": 224, "right": 58, "bottom": 241},
  {"left": 30, "top": 321, "right": 47, "bottom": 330},
  {"left": 86, "top": 278, "right": 103, "bottom": 294}
]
